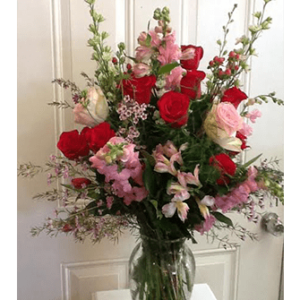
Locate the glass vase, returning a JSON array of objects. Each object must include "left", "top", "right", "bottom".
[{"left": 128, "top": 235, "right": 195, "bottom": 300}]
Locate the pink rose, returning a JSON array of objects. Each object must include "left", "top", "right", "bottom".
[{"left": 215, "top": 102, "right": 243, "bottom": 136}]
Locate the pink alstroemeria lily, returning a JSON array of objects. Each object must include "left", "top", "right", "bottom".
[
  {"left": 154, "top": 152, "right": 178, "bottom": 176},
  {"left": 162, "top": 198, "right": 190, "bottom": 222},
  {"left": 195, "top": 196, "right": 215, "bottom": 219},
  {"left": 167, "top": 182, "right": 191, "bottom": 200},
  {"left": 162, "top": 181, "right": 191, "bottom": 222},
  {"left": 153, "top": 141, "right": 188, "bottom": 176},
  {"left": 177, "top": 164, "right": 202, "bottom": 188}
]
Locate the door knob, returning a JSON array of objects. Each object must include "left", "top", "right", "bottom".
[{"left": 262, "top": 212, "right": 284, "bottom": 236}]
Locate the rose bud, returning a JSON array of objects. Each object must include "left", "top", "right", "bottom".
[{"left": 71, "top": 178, "right": 92, "bottom": 189}]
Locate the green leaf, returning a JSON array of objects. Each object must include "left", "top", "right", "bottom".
[
  {"left": 143, "top": 160, "right": 157, "bottom": 196},
  {"left": 158, "top": 62, "right": 180, "bottom": 75},
  {"left": 150, "top": 200, "right": 163, "bottom": 219},
  {"left": 211, "top": 211, "right": 233, "bottom": 227},
  {"left": 140, "top": 150, "right": 156, "bottom": 166},
  {"left": 241, "top": 153, "right": 262, "bottom": 169}
]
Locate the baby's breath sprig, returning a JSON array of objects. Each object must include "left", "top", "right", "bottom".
[{"left": 18, "top": 162, "right": 44, "bottom": 178}]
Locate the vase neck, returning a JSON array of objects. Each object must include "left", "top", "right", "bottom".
[{"left": 140, "top": 234, "right": 186, "bottom": 254}]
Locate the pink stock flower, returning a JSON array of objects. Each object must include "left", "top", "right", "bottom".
[
  {"left": 89, "top": 137, "right": 148, "bottom": 205},
  {"left": 195, "top": 215, "right": 216, "bottom": 235},
  {"left": 243, "top": 166, "right": 258, "bottom": 192},
  {"left": 213, "top": 166, "right": 259, "bottom": 213},
  {"left": 123, "top": 187, "right": 149, "bottom": 206},
  {"left": 106, "top": 196, "right": 114, "bottom": 209}
]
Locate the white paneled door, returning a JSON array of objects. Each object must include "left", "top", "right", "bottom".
[{"left": 18, "top": 0, "right": 283, "bottom": 300}]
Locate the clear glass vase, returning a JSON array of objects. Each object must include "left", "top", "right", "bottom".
[{"left": 129, "top": 235, "right": 196, "bottom": 300}]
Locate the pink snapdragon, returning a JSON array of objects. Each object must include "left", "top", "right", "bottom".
[
  {"left": 135, "top": 30, "right": 163, "bottom": 62},
  {"left": 165, "top": 66, "right": 185, "bottom": 90},
  {"left": 239, "top": 122, "right": 253, "bottom": 136},
  {"left": 133, "top": 63, "right": 151, "bottom": 78},
  {"left": 157, "top": 32, "right": 181, "bottom": 66},
  {"left": 89, "top": 137, "right": 148, "bottom": 205},
  {"left": 135, "top": 46, "right": 154, "bottom": 62},
  {"left": 246, "top": 109, "right": 262, "bottom": 123}
]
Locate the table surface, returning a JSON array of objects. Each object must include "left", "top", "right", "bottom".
[{"left": 94, "top": 283, "right": 217, "bottom": 300}]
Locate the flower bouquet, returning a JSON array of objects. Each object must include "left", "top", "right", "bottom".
[{"left": 18, "top": 0, "right": 284, "bottom": 299}]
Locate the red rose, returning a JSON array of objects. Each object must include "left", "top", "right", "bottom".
[
  {"left": 57, "top": 130, "right": 89, "bottom": 160},
  {"left": 209, "top": 153, "right": 236, "bottom": 185},
  {"left": 121, "top": 74, "right": 156, "bottom": 104},
  {"left": 180, "top": 70, "right": 206, "bottom": 100},
  {"left": 71, "top": 178, "right": 92, "bottom": 189},
  {"left": 157, "top": 91, "right": 190, "bottom": 128},
  {"left": 180, "top": 45, "right": 204, "bottom": 70},
  {"left": 221, "top": 87, "right": 247, "bottom": 108},
  {"left": 83, "top": 122, "right": 115, "bottom": 153}
]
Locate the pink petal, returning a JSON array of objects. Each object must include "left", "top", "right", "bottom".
[
  {"left": 162, "top": 202, "right": 177, "bottom": 218},
  {"left": 176, "top": 201, "right": 189, "bottom": 222},
  {"left": 154, "top": 162, "right": 172, "bottom": 173}
]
